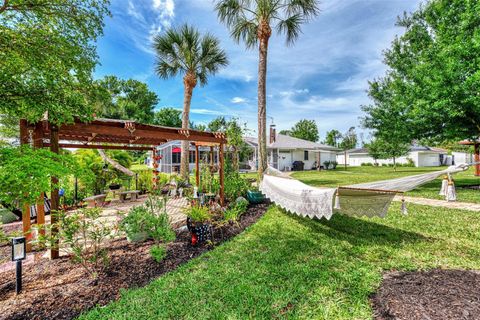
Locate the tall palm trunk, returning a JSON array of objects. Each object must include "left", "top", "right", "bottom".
[
  {"left": 181, "top": 72, "right": 197, "bottom": 180},
  {"left": 257, "top": 21, "right": 271, "bottom": 178}
]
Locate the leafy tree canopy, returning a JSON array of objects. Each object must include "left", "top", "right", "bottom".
[
  {"left": 339, "top": 127, "right": 358, "bottom": 150},
  {"left": 153, "top": 107, "right": 182, "bottom": 127},
  {"left": 0, "top": 0, "right": 111, "bottom": 125},
  {"left": 93, "top": 76, "right": 158, "bottom": 124},
  {"left": 362, "top": 0, "right": 480, "bottom": 142},
  {"left": 365, "top": 137, "right": 410, "bottom": 170},
  {"left": 290, "top": 119, "right": 319, "bottom": 142},
  {"left": 325, "top": 129, "right": 342, "bottom": 147},
  {"left": 208, "top": 116, "right": 228, "bottom": 132}
]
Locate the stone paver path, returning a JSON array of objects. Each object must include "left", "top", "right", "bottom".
[{"left": 394, "top": 195, "right": 480, "bottom": 212}]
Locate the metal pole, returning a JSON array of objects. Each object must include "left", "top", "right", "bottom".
[
  {"left": 135, "top": 173, "right": 138, "bottom": 190},
  {"left": 74, "top": 176, "right": 78, "bottom": 205},
  {"left": 15, "top": 260, "right": 22, "bottom": 294}
]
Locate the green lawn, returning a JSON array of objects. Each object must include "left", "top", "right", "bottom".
[
  {"left": 81, "top": 203, "right": 480, "bottom": 319},
  {"left": 292, "top": 166, "right": 480, "bottom": 203}
]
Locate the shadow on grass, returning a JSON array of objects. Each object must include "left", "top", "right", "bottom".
[{"left": 286, "top": 210, "right": 427, "bottom": 248}]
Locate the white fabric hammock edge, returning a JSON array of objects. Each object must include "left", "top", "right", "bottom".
[{"left": 259, "top": 163, "right": 473, "bottom": 220}]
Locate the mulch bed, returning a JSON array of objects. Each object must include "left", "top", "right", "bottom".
[
  {"left": 0, "top": 202, "right": 269, "bottom": 320},
  {"left": 371, "top": 269, "right": 480, "bottom": 320}
]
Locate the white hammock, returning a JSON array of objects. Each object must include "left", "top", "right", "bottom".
[{"left": 259, "top": 163, "right": 471, "bottom": 220}]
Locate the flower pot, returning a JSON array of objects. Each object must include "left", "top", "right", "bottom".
[
  {"left": 109, "top": 184, "right": 121, "bottom": 190},
  {"left": 127, "top": 231, "right": 149, "bottom": 243},
  {"left": 246, "top": 190, "right": 265, "bottom": 204},
  {"left": 186, "top": 217, "right": 211, "bottom": 245}
]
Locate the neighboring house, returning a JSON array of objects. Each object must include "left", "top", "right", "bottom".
[
  {"left": 452, "top": 151, "right": 474, "bottom": 164},
  {"left": 337, "top": 145, "right": 448, "bottom": 167},
  {"left": 245, "top": 126, "right": 340, "bottom": 171},
  {"left": 149, "top": 141, "right": 218, "bottom": 174}
]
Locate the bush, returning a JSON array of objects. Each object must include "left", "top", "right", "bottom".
[
  {"left": 406, "top": 158, "right": 415, "bottom": 167},
  {"left": 185, "top": 205, "right": 211, "bottom": 223},
  {"left": 224, "top": 171, "right": 249, "bottom": 202},
  {"left": 150, "top": 244, "right": 167, "bottom": 263},
  {"left": 0, "top": 222, "right": 7, "bottom": 245},
  {"left": 361, "top": 162, "right": 374, "bottom": 166},
  {"left": 331, "top": 161, "right": 338, "bottom": 169},
  {"left": 120, "top": 196, "right": 175, "bottom": 244},
  {"left": 58, "top": 208, "right": 113, "bottom": 279},
  {"left": 223, "top": 200, "right": 248, "bottom": 222},
  {"left": 323, "top": 161, "right": 331, "bottom": 169}
]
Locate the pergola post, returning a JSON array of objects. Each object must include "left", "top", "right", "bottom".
[
  {"left": 49, "top": 123, "right": 60, "bottom": 259},
  {"left": 475, "top": 143, "right": 480, "bottom": 176},
  {"left": 19, "top": 120, "right": 32, "bottom": 252},
  {"left": 195, "top": 144, "right": 200, "bottom": 187},
  {"left": 33, "top": 122, "right": 46, "bottom": 236},
  {"left": 210, "top": 146, "right": 214, "bottom": 166},
  {"left": 219, "top": 142, "right": 225, "bottom": 206}
]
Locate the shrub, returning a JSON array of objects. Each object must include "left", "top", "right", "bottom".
[
  {"left": 0, "top": 222, "right": 7, "bottom": 245},
  {"left": 59, "top": 208, "right": 113, "bottom": 279},
  {"left": 323, "top": 161, "right": 331, "bottom": 169},
  {"left": 331, "top": 161, "right": 338, "bottom": 169},
  {"left": 224, "top": 171, "right": 249, "bottom": 202},
  {"left": 406, "top": 158, "right": 415, "bottom": 167},
  {"left": 223, "top": 200, "right": 248, "bottom": 222},
  {"left": 120, "top": 196, "right": 175, "bottom": 244},
  {"left": 150, "top": 244, "right": 167, "bottom": 263},
  {"left": 185, "top": 205, "right": 211, "bottom": 223}
]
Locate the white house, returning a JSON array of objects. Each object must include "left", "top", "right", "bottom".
[
  {"left": 337, "top": 145, "right": 448, "bottom": 167},
  {"left": 245, "top": 126, "right": 340, "bottom": 171},
  {"left": 452, "top": 151, "right": 474, "bottom": 165}
]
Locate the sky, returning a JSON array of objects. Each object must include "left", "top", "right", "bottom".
[{"left": 95, "top": 0, "right": 422, "bottom": 142}]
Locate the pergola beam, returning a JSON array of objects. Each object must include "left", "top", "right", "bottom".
[{"left": 44, "top": 143, "right": 153, "bottom": 151}]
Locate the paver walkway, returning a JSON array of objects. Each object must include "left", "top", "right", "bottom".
[{"left": 394, "top": 195, "right": 480, "bottom": 212}]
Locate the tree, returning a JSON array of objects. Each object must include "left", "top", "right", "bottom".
[
  {"left": 363, "top": 0, "right": 480, "bottom": 143},
  {"left": 216, "top": 0, "right": 320, "bottom": 177},
  {"left": 367, "top": 137, "right": 410, "bottom": 171},
  {"left": 289, "top": 119, "right": 319, "bottom": 142},
  {"left": 153, "top": 24, "right": 228, "bottom": 180},
  {"left": 339, "top": 127, "right": 357, "bottom": 170},
  {"left": 153, "top": 107, "right": 182, "bottom": 127},
  {"left": 0, "top": 0, "right": 110, "bottom": 125},
  {"left": 340, "top": 127, "right": 357, "bottom": 150},
  {"left": 325, "top": 129, "right": 342, "bottom": 147},
  {"left": 208, "top": 116, "right": 228, "bottom": 132},
  {"left": 279, "top": 130, "right": 291, "bottom": 136},
  {"left": 94, "top": 76, "right": 158, "bottom": 124}
]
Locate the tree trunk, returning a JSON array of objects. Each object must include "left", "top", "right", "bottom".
[
  {"left": 180, "top": 72, "right": 197, "bottom": 181},
  {"left": 393, "top": 157, "right": 396, "bottom": 172},
  {"left": 257, "top": 29, "right": 270, "bottom": 178}
]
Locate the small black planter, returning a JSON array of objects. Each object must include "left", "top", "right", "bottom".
[
  {"left": 186, "top": 217, "right": 211, "bottom": 245},
  {"left": 109, "top": 184, "right": 121, "bottom": 190}
]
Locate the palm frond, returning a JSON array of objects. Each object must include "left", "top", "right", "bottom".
[
  {"left": 231, "top": 17, "right": 259, "bottom": 48},
  {"left": 285, "top": 0, "right": 320, "bottom": 20},
  {"left": 277, "top": 13, "right": 303, "bottom": 45}
]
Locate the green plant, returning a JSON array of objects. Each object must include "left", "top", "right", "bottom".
[
  {"left": 0, "top": 222, "right": 7, "bottom": 245},
  {"left": 331, "top": 161, "right": 338, "bottom": 169},
  {"left": 323, "top": 161, "right": 331, "bottom": 169},
  {"left": 223, "top": 160, "right": 249, "bottom": 202},
  {"left": 150, "top": 244, "right": 167, "bottom": 263},
  {"left": 223, "top": 200, "right": 248, "bottom": 222},
  {"left": 59, "top": 208, "right": 113, "bottom": 279},
  {"left": 185, "top": 205, "right": 211, "bottom": 223},
  {"left": 121, "top": 196, "right": 175, "bottom": 243}
]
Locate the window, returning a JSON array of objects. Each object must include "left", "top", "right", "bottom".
[{"left": 304, "top": 150, "right": 309, "bottom": 161}]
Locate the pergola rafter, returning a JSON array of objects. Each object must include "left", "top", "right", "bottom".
[{"left": 20, "top": 118, "right": 227, "bottom": 259}]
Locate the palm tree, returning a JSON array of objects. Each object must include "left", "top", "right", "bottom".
[
  {"left": 153, "top": 24, "right": 228, "bottom": 180},
  {"left": 215, "top": 0, "right": 319, "bottom": 177}
]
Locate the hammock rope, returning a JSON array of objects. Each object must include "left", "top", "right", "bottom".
[{"left": 260, "top": 163, "right": 473, "bottom": 220}]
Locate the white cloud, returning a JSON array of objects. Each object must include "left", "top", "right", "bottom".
[
  {"left": 127, "top": 1, "right": 145, "bottom": 23},
  {"left": 190, "top": 108, "right": 225, "bottom": 116},
  {"left": 231, "top": 97, "right": 247, "bottom": 104}
]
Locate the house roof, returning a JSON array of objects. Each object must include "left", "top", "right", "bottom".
[{"left": 244, "top": 134, "right": 340, "bottom": 151}]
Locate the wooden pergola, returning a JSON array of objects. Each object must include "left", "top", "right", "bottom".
[
  {"left": 459, "top": 139, "right": 480, "bottom": 176},
  {"left": 19, "top": 118, "right": 227, "bottom": 258}
]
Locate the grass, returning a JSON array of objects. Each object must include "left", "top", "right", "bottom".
[
  {"left": 81, "top": 203, "right": 480, "bottom": 319},
  {"left": 292, "top": 166, "right": 480, "bottom": 203}
]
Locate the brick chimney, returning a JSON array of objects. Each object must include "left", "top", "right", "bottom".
[{"left": 269, "top": 125, "right": 276, "bottom": 144}]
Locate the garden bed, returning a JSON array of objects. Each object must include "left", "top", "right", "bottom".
[
  {"left": 0, "top": 202, "right": 269, "bottom": 320},
  {"left": 371, "top": 269, "right": 480, "bottom": 320}
]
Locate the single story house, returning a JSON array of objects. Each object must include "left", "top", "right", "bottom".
[
  {"left": 337, "top": 145, "right": 448, "bottom": 167},
  {"left": 244, "top": 126, "right": 340, "bottom": 171}
]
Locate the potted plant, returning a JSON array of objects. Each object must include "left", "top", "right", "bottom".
[
  {"left": 108, "top": 177, "right": 122, "bottom": 190},
  {"left": 246, "top": 187, "right": 265, "bottom": 204},
  {"left": 185, "top": 205, "right": 211, "bottom": 245}
]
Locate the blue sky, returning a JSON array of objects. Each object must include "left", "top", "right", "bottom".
[{"left": 95, "top": 0, "right": 422, "bottom": 142}]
